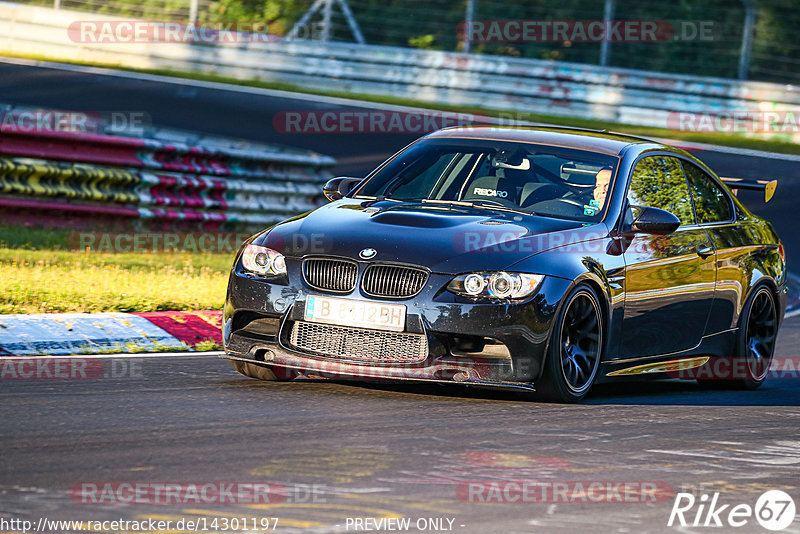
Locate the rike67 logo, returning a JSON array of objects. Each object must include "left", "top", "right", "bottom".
[{"left": 668, "top": 490, "right": 796, "bottom": 530}]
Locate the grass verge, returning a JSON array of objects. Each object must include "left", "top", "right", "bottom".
[
  {"left": 0, "top": 224, "right": 231, "bottom": 314},
  {"left": 3, "top": 51, "right": 799, "bottom": 156}
]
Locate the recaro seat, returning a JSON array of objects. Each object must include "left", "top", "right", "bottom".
[{"left": 461, "top": 170, "right": 515, "bottom": 203}]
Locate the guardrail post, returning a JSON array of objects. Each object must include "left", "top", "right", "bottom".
[
  {"left": 599, "top": 0, "right": 615, "bottom": 66},
  {"left": 336, "top": 0, "right": 365, "bottom": 44},
  {"left": 463, "top": 0, "right": 476, "bottom": 53},
  {"left": 321, "top": 0, "right": 332, "bottom": 41},
  {"left": 189, "top": 0, "right": 198, "bottom": 25},
  {"left": 288, "top": 0, "right": 364, "bottom": 43},
  {"left": 738, "top": 0, "right": 756, "bottom": 80},
  {"left": 288, "top": 0, "right": 324, "bottom": 40}
]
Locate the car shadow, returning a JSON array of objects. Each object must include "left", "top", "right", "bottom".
[
  {"left": 584, "top": 378, "right": 800, "bottom": 406},
  {"left": 220, "top": 368, "right": 800, "bottom": 406},
  {"left": 315, "top": 377, "right": 800, "bottom": 406}
]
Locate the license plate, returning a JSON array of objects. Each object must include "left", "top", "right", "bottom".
[{"left": 304, "top": 295, "right": 406, "bottom": 332}]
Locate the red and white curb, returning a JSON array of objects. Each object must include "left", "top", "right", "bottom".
[{"left": 0, "top": 311, "right": 221, "bottom": 356}]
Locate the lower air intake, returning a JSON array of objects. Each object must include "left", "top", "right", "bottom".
[{"left": 289, "top": 321, "right": 428, "bottom": 364}]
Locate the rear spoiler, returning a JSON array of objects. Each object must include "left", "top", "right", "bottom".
[{"left": 719, "top": 177, "right": 777, "bottom": 202}]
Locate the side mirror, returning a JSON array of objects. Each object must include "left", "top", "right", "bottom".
[
  {"left": 630, "top": 206, "right": 681, "bottom": 235},
  {"left": 323, "top": 177, "right": 362, "bottom": 201}
]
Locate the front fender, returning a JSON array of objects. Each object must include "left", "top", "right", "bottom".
[{"left": 507, "top": 232, "right": 627, "bottom": 381}]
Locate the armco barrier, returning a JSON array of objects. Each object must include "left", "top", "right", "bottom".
[
  {"left": 0, "top": 103, "right": 336, "bottom": 230},
  {"left": 0, "top": 3, "right": 798, "bottom": 141}
]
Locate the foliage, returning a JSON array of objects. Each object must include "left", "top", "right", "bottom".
[
  {"left": 408, "top": 34, "right": 436, "bottom": 50},
  {"left": 16, "top": 0, "right": 798, "bottom": 82}
]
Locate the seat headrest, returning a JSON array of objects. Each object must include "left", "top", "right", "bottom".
[{"left": 462, "top": 176, "right": 513, "bottom": 202}]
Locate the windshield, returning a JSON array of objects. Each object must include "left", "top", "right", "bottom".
[{"left": 354, "top": 138, "right": 620, "bottom": 222}]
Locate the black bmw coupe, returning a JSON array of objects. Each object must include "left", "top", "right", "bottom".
[{"left": 222, "top": 126, "right": 787, "bottom": 402}]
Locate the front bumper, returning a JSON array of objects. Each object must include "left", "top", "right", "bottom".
[{"left": 222, "top": 258, "right": 573, "bottom": 390}]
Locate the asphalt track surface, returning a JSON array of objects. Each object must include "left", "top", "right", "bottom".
[
  {"left": 1, "top": 319, "right": 799, "bottom": 533},
  {"left": 1, "top": 59, "right": 800, "bottom": 533}
]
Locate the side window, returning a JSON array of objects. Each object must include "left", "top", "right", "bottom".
[
  {"left": 627, "top": 156, "right": 695, "bottom": 226},
  {"left": 682, "top": 161, "right": 733, "bottom": 224}
]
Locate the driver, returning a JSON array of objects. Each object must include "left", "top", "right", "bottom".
[
  {"left": 593, "top": 168, "right": 613, "bottom": 206},
  {"left": 580, "top": 167, "right": 613, "bottom": 217}
]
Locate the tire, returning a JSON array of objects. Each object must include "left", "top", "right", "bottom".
[
  {"left": 537, "top": 285, "right": 605, "bottom": 403},
  {"left": 699, "top": 285, "right": 778, "bottom": 390},
  {"left": 229, "top": 359, "right": 278, "bottom": 381}
]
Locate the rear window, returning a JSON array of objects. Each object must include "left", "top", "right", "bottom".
[{"left": 682, "top": 161, "right": 733, "bottom": 223}]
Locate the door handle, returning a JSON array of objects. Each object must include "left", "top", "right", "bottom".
[{"left": 696, "top": 246, "right": 714, "bottom": 259}]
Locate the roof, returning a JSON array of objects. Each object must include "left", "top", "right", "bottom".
[{"left": 425, "top": 125, "right": 655, "bottom": 156}]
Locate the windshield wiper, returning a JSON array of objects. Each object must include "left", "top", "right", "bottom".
[
  {"left": 421, "top": 199, "right": 476, "bottom": 207},
  {"left": 421, "top": 198, "right": 532, "bottom": 216},
  {"left": 355, "top": 195, "right": 405, "bottom": 204},
  {"left": 469, "top": 200, "right": 533, "bottom": 216}
]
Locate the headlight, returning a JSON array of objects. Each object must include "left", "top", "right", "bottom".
[
  {"left": 241, "top": 244, "right": 287, "bottom": 276},
  {"left": 447, "top": 272, "right": 543, "bottom": 300}
]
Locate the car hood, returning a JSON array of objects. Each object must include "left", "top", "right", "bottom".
[{"left": 254, "top": 199, "right": 594, "bottom": 273}]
